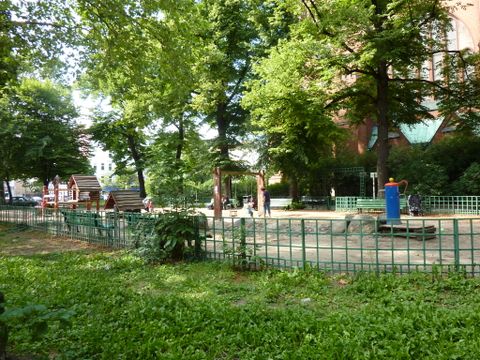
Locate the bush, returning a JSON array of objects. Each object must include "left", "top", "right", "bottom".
[
  {"left": 285, "top": 201, "right": 305, "bottom": 210},
  {"left": 133, "top": 210, "right": 205, "bottom": 263},
  {"left": 388, "top": 146, "right": 450, "bottom": 195},
  {"left": 267, "top": 182, "right": 290, "bottom": 197},
  {"left": 452, "top": 162, "right": 480, "bottom": 195}
]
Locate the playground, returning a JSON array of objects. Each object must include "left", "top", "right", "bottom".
[{"left": 2, "top": 169, "right": 480, "bottom": 275}]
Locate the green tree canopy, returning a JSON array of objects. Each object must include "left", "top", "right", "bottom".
[
  {"left": 89, "top": 104, "right": 150, "bottom": 198},
  {"left": 75, "top": 0, "right": 201, "bottom": 199},
  {"left": 243, "top": 36, "right": 346, "bottom": 198},
  {"left": 269, "top": 0, "right": 480, "bottom": 192},
  {"left": 0, "top": 79, "right": 91, "bottom": 188}
]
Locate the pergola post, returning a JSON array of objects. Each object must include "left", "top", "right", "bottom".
[
  {"left": 213, "top": 167, "right": 222, "bottom": 219},
  {"left": 53, "top": 175, "right": 60, "bottom": 209},
  {"left": 213, "top": 168, "right": 264, "bottom": 218},
  {"left": 257, "top": 171, "right": 265, "bottom": 216}
]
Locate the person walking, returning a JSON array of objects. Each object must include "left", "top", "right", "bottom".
[{"left": 261, "top": 187, "right": 271, "bottom": 217}]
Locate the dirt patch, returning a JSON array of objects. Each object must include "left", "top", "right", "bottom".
[{"left": 0, "top": 224, "right": 103, "bottom": 256}]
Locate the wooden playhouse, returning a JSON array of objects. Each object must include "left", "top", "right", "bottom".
[
  {"left": 104, "top": 190, "right": 145, "bottom": 212},
  {"left": 67, "top": 175, "right": 102, "bottom": 210}
]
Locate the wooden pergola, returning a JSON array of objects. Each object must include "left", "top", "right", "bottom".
[
  {"left": 67, "top": 175, "right": 102, "bottom": 211},
  {"left": 213, "top": 167, "right": 265, "bottom": 219},
  {"left": 104, "top": 190, "right": 145, "bottom": 212}
]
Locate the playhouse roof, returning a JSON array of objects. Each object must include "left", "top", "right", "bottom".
[
  {"left": 104, "top": 190, "right": 145, "bottom": 211},
  {"left": 68, "top": 175, "right": 102, "bottom": 192}
]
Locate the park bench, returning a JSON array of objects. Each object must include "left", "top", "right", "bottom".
[
  {"left": 270, "top": 198, "right": 292, "bottom": 209},
  {"left": 301, "top": 196, "right": 328, "bottom": 209},
  {"left": 61, "top": 210, "right": 115, "bottom": 238},
  {"left": 356, "top": 198, "right": 407, "bottom": 213}
]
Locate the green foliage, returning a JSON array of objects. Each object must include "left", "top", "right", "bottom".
[
  {"left": 244, "top": 34, "right": 346, "bottom": 186},
  {"left": 267, "top": 182, "right": 290, "bottom": 197},
  {"left": 0, "top": 291, "right": 73, "bottom": 357},
  {"left": 2, "top": 0, "right": 80, "bottom": 82},
  {"left": 423, "top": 135, "right": 480, "bottom": 185},
  {"left": 0, "top": 79, "right": 91, "bottom": 186},
  {"left": 4, "top": 248, "right": 480, "bottom": 359},
  {"left": 285, "top": 201, "right": 305, "bottom": 210},
  {"left": 0, "top": 304, "right": 73, "bottom": 342},
  {"left": 222, "top": 229, "right": 264, "bottom": 271},
  {"left": 147, "top": 130, "right": 214, "bottom": 205},
  {"left": 388, "top": 146, "right": 450, "bottom": 195},
  {"left": 454, "top": 163, "right": 480, "bottom": 195},
  {"left": 133, "top": 210, "right": 204, "bottom": 263},
  {"left": 388, "top": 135, "right": 480, "bottom": 195}
]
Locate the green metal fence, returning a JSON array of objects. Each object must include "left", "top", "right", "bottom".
[
  {"left": 424, "top": 196, "right": 480, "bottom": 215},
  {"left": 335, "top": 197, "right": 364, "bottom": 211},
  {"left": 0, "top": 206, "right": 159, "bottom": 248},
  {"left": 336, "top": 195, "right": 480, "bottom": 215},
  {"left": 201, "top": 215, "right": 480, "bottom": 275},
  {"left": 2, "top": 206, "right": 480, "bottom": 275}
]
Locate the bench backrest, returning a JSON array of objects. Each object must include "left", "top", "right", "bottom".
[{"left": 357, "top": 198, "right": 407, "bottom": 208}]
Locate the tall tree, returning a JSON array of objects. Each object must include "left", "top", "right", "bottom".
[
  {"left": 192, "top": 0, "right": 259, "bottom": 169},
  {"left": 243, "top": 36, "right": 346, "bottom": 198},
  {"left": 193, "top": 0, "right": 295, "bottom": 196},
  {"left": 296, "top": 0, "right": 479, "bottom": 193},
  {"left": 76, "top": 0, "right": 200, "bottom": 198},
  {"left": 1, "top": 0, "right": 81, "bottom": 199},
  {"left": 90, "top": 104, "right": 150, "bottom": 198},
  {"left": 0, "top": 79, "right": 91, "bottom": 190},
  {"left": 147, "top": 128, "right": 213, "bottom": 204}
]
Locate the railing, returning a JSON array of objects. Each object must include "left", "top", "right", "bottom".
[
  {"left": 2, "top": 206, "right": 480, "bottom": 275},
  {"left": 335, "top": 196, "right": 363, "bottom": 211},
  {"left": 201, "top": 216, "right": 480, "bottom": 275},
  {"left": 335, "top": 196, "right": 480, "bottom": 215},
  {"left": 424, "top": 196, "right": 480, "bottom": 215},
  {"left": 0, "top": 206, "right": 159, "bottom": 248}
]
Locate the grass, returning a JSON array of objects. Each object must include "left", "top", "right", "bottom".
[{"left": 2, "top": 224, "right": 480, "bottom": 359}]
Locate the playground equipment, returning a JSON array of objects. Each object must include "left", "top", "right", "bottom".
[
  {"left": 213, "top": 167, "right": 265, "bottom": 219},
  {"left": 67, "top": 175, "right": 102, "bottom": 211},
  {"left": 385, "top": 178, "right": 408, "bottom": 225},
  {"left": 104, "top": 190, "right": 145, "bottom": 212},
  {"left": 41, "top": 175, "right": 69, "bottom": 209}
]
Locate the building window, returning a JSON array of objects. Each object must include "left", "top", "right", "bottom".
[
  {"left": 108, "top": 163, "right": 112, "bottom": 171},
  {"left": 101, "top": 163, "right": 104, "bottom": 171},
  {"left": 430, "top": 17, "right": 474, "bottom": 81}
]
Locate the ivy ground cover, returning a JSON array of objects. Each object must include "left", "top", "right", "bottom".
[{"left": 2, "top": 227, "right": 480, "bottom": 359}]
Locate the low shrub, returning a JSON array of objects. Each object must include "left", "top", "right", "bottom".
[{"left": 132, "top": 210, "right": 205, "bottom": 263}]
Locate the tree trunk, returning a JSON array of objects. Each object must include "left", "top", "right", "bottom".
[
  {"left": 5, "top": 176, "right": 13, "bottom": 204},
  {"left": 126, "top": 134, "right": 147, "bottom": 198},
  {"left": 288, "top": 176, "right": 299, "bottom": 202},
  {"left": 175, "top": 118, "right": 184, "bottom": 161},
  {"left": 175, "top": 117, "right": 185, "bottom": 194},
  {"left": 215, "top": 102, "right": 231, "bottom": 197},
  {"left": 376, "top": 61, "right": 390, "bottom": 197},
  {"left": 0, "top": 181, "right": 4, "bottom": 204}
]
